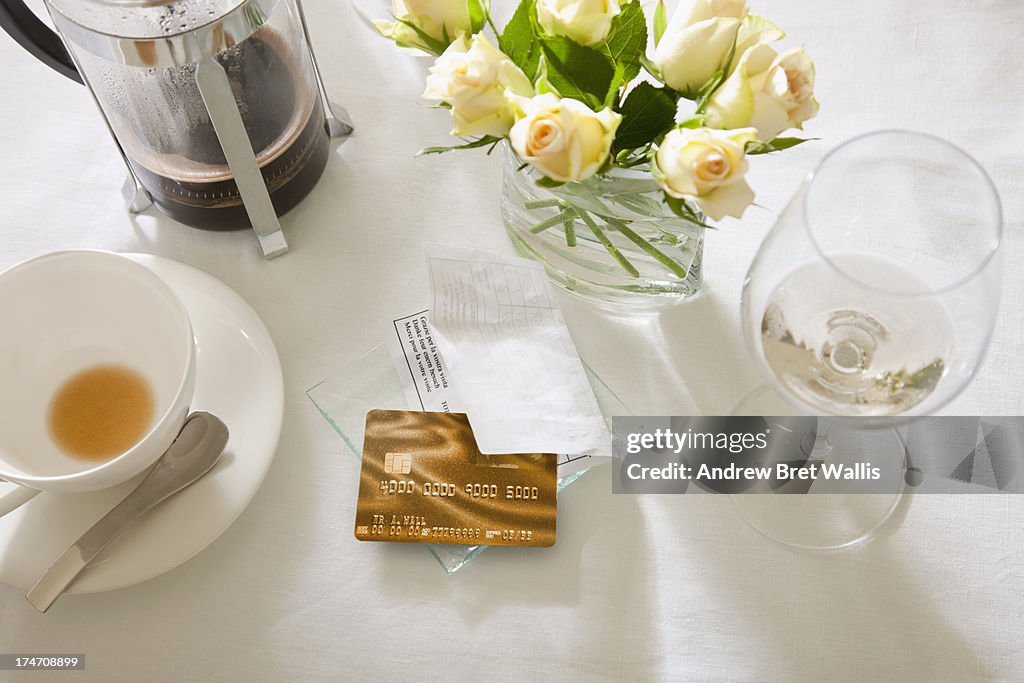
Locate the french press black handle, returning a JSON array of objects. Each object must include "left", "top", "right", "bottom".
[{"left": 0, "top": 0, "right": 82, "bottom": 83}]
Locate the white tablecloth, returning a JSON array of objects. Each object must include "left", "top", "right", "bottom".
[{"left": 1, "top": 1, "right": 1022, "bottom": 680}]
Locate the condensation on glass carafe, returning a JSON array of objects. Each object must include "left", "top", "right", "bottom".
[
  {"left": 49, "top": 0, "right": 330, "bottom": 230},
  {"left": 49, "top": 0, "right": 248, "bottom": 39}
]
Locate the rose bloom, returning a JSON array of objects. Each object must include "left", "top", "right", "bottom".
[
  {"left": 509, "top": 93, "right": 621, "bottom": 183},
  {"left": 423, "top": 34, "right": 533, "bottom": 137},
  {"left": 374, "top": 0, "right": 475, "bottom": 53},
  {"left": 705, "top": 44, "right": 820, "bottom": 141},
  {"left": 653, "top": 0, "right": 748, "bottom": 96},
  {"left": 536, "top": 0, "right": 622, "bottom": 46},
  {"left": 652, "top": 126, "right": 759, "bottom": 220}
]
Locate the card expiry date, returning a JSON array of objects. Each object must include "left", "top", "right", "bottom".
[{"left": 354, "top": 409, "right": 557, "bottom": 547}]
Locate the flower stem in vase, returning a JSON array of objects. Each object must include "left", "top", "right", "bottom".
[
  {"left": 561, "top": 210, "right": 577, "bottom": 247},
  {"left": 604, "top": 217, "right": 690, "bottom": 281},
  {"left": 529, "top": 211, "right": 573, "bottom": 234},
  {"left": 524, "top": 198, "right": 564, "bottom": 210},
  {"left": 574, "top": 209, "right": 640, "bottom": 278}
]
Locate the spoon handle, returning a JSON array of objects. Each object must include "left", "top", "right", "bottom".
[{"left": 26, "top": 412, "right": 228, "bottom": 613}]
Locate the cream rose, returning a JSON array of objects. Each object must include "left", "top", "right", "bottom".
[
  {"left": 423, "top": 34, "right": 534, "bottom": 138},
  {"left": 509, "top": 94, "right": 621, "bottom": 183},
  {"left": 653, "top": 0, "right": 748, "bottom": 96},
  {"left": 374, "top": 0, "right": 477, "bottom": 53},
  {"left": 705, "top": 44, "right": 820, "bottom": 141},
  {"left": 727, "top": 14, "right": 785, "bottom": 72},
  {"left": 536, "top": 0, "right": 622, "bottom": 46},
  {"left": 652, "top": 127, "right": 759, "bottom": 220}
]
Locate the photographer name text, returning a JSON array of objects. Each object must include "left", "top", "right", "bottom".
[{"left": 626, "top": 462, "right": 881, "bottom": 482}]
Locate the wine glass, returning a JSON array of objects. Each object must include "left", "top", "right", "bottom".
[{"left": 733, "top": 130, "right": 1003, "bottom": 549}]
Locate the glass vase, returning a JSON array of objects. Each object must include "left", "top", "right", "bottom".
[{"left": 501, "top": 144, "right": 705, "bottom": 308}]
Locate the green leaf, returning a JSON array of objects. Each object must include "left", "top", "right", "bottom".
[
  {"left": 534, "top": 53, "right": 558, "bottom": 95},
  {"left": 499, "top": 0, "right": 541, "bottom": 79},
  {"left": 536, "top": 176, "right": 566, "bottom": 188},
  {"left": 653, "top": 0, "right": 668, "bottom": 47},
  {"left": 615, "top": 148, "right": 652, "bottom": 168},
  {"left": 694, "top": 67, "right": 727, "bottom": 111},
  {"left": 417, "top": 135, "right": 502, "bottom": 155},
  {"left": 665, "top": 196, "right": 712, "bottom": 229},
  {"left": 540, "top": 36, "right": 616, "bottom": 110},
  {"left": 676, "top": 114, "right": 706, "bottom": 129},
  {"left": 746, "top": 137, "right": 818, "bottom": 155},
  {"left": 639, "top": 54, "right": 663, "bottom": 81},
  {"left": 663, "top": 195, "right": 688, "bottom": 218},
  {"left": 602, "top": 1, "right": 647, "bottom": 83},
  {"left": 467, "top": 0, "right": 488, "bottom": 34},
  {"left": 604, "top": 60, "right": 626, "bottom": 109},
  {"left": 614, "top": 82, "right": 678, "bottom": 152},
  {"left": 395, "top": 17, "right": 449, "bottom": 56}
]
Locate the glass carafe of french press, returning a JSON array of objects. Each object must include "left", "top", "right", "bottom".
[{"left": 0, "top": 0, "right": 351, "bottom": 258}]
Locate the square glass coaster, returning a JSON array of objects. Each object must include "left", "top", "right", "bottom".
[{"left": 307, "top": 342, "right": 627, "bottom": 573}]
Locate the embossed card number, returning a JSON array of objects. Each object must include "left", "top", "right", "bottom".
[{"left": 354, "top": 410, "right": 557, "bottom": 547}]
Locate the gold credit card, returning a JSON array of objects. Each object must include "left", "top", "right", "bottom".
[{"left": 354, "top": 410, "right": 557, "bottom": 547}]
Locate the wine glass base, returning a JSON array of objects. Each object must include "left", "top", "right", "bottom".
[
  {"left": 730, "top": 385, "right": 907, "bottom": 551},
  {"left": 733, "top": 383, "right": 803, "bottom": 416}
]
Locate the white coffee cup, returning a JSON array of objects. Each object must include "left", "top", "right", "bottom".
[{"left": 0, "top": 251, "right": 196, "bottom": 516}]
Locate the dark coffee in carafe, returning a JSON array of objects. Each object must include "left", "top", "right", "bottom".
[
  {"left": 1, "top": 0, "right": 340, "bottom": 236},
  {"left": 118, "top": 26, "right": 330, "bottom": 231}
]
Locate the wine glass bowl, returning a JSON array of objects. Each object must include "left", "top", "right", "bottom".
[{"left": 742, "top": 130, "right": 1003, "bottom": 422}]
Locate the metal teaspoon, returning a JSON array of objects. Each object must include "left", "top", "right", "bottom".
[{"left": 26, "top": 411, "right": 229, "bottom": 612}]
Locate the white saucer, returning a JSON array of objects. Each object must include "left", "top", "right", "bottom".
[{"left": 0, "top": 254, "right": 284, "bottom": 593}]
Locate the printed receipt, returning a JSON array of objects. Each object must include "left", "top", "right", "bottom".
[
  {"left": 386, "top": 310, "right": 464, "bottom": 413},
  {"left": 386, "top": 309, "right": 603, "bottom": 476},
  {"left": 425, "top": 246, "right": 612, "bottom": 462}
]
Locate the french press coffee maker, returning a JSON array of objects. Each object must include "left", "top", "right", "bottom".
[{"left": 0, "top": 0, "right": 351, "bottom": 258}]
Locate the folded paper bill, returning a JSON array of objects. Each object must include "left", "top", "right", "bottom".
[
  {"left": 425, "top": 246, "right": 612, "bottom": 459},
  {"left": 385, "top": 308, "right": 600, "bottom": 477}
]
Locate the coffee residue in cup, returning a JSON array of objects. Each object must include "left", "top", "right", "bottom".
[{"left": 48, "top": 364, "right": 155, "bottom": 461}]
